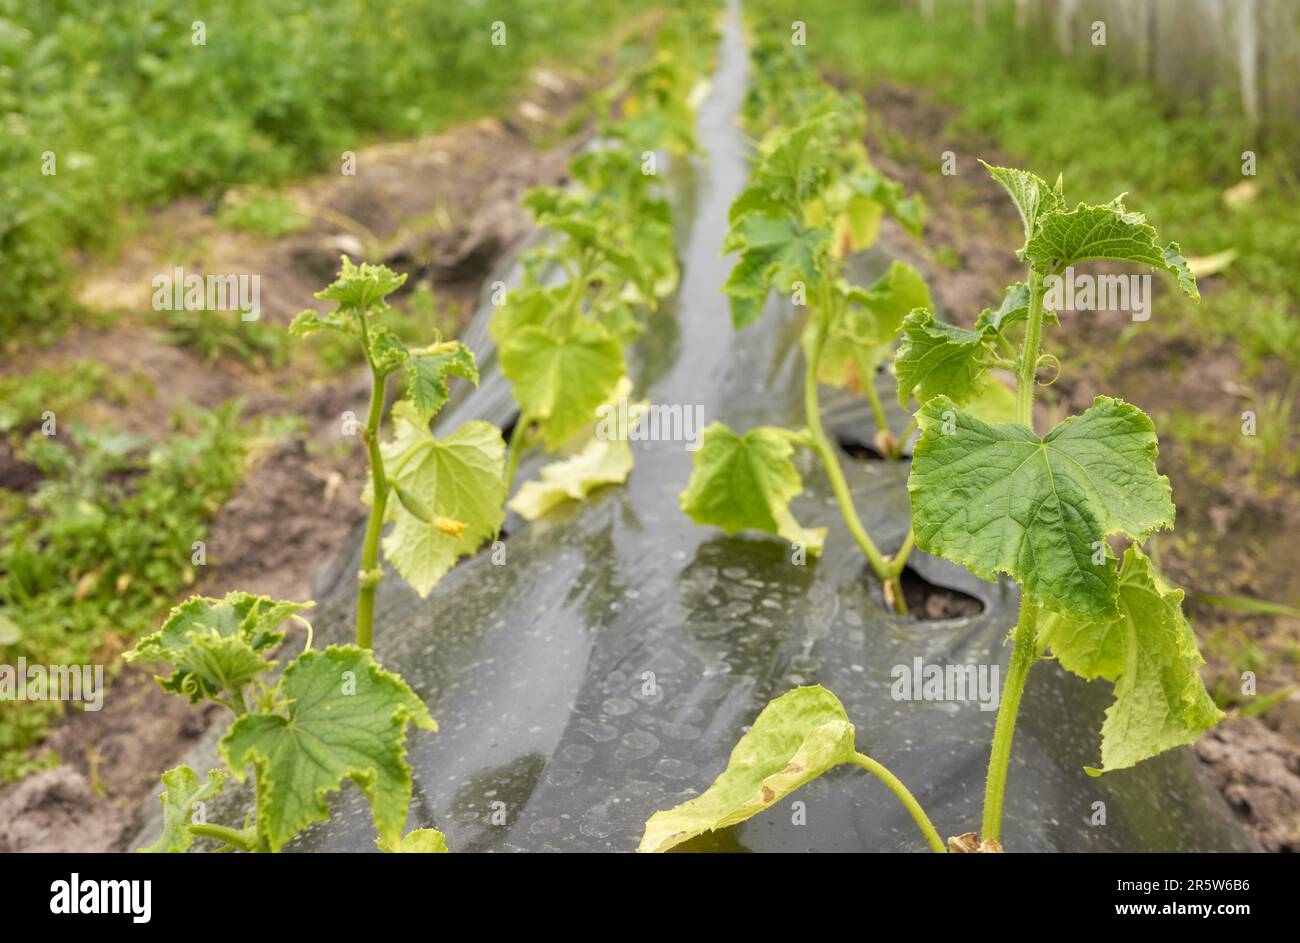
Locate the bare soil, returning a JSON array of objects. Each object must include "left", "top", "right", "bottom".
[{"left": 854, "top": 77, "right": 1300, "bottom": 851}]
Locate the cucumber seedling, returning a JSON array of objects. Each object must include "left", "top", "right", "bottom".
[
  {"left": 679, "top": 40, "right": 927, "bottom": 613},
  {"left": 127, "top": 260, "right": 501, "bottom": 853},
  {"left": 643, "top": 164, "right": 1221, "bottom": 853}
]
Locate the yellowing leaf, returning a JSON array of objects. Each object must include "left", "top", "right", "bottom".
[
  {"left": 1042, "top": 547, "right": 1224, "bottom": 774},
  {"left": 379, "top": 405, "right": 505, "bottom": 597},
  {"left": 639, "top": 686, "right": 856, "bottom": 852}
]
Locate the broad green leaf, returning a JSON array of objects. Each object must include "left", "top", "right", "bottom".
[
  {"left": 126, "top": 593, "right": 311, "bottom": 704},
  {"left": 723, "top": 215, "right": 829, "bottom": 328},
  {"left": 489, "top": 284, "right": 567, "bottom": 346},
  {"left": 909, "top": 396, "right": 1174, "bottom": 618},
  {"left": 961, "top": 375, "right": 1018, "bottom": 425},
  {"left": 499, "top": 320, "right": 625, "bottom": 449},
  {"left": 379, "top": 405, "right": 505, "bottom": 596},
  {"left": 981, "top": 162, "right": 1062, "bottom": 247},
  {"left": 221, "top": 645, "right": 436, "bottom": 853},
  {"left": 894, "top": 309, "right": 993, "bottom": 408},
  {"left": 508, "top": 402, "right": 647, "bottom": 520},
  {"left": 819, "top": 262, "right": 932, "bottom": 391},
  {"left": 378, "top": 828, "right": 450, "bottom": 853},
  {"left": 1042, "top": 547, "right": 1224, "bottom": 774},
  {"left": 639, "top": 686, "right": 856, "bottom": 852},
  {"left": 315, "top": 258, "right": 407, "bottom": 312},
  {"left": 1025, "top": 199, "right": 1199, "bottom": 301},
  {"left": 404, "top": 341, "right": 478, "bottom": 423},
  {"left": 139, "top": 766, "right": 225, "bottom": 853},
  {"left": 679, "top": 423, "right": 825, "bottom": 555}
]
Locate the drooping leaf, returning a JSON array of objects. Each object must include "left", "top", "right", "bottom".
[
  {"left": 378, "top": 828, "right": 451, "bottom": 854},
  {"left": 894, "top": 309, "right": 993, "bottom": 408},
  {"left": 1042, "top": 547, "right": 1224, "bottom": 774},
  {"left": 639, "top": 686, "right": 856, "bottom": 852},
  {"left": 723, "top": 214, "right": 829, "bottom": 328},
  {"left": 1025, "top": 199, "right": 1199, "bottom": 301},
  {"left": 908, "top": 396, "right": 1174, "bottom": 618},
  {"left": 499, "top": 320, "right": 625, "bottom": 449},
  {"left": 378, "top": 404, "right": 505, "bottom": 597},
  {"left": 508, "top": 402, "right": 647, "bottom": 521},
  {"left": 404, "top": 341, "right": 478, "bottom": 423},
  {"left": 126, "top": 593, "right": 311, "bottom": 704},
  {"left": 679, "top": 423, "right": 825, "bottom": 555},
  {"left": 139, "top": 766, "right": 226, "bottom": 854},
  {"left": 220, "top": 645, "right": 436, "bottom": 853}
]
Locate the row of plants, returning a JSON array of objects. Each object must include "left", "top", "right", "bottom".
[
  {"left": 123, "top": 3, "right": 723, "bottom": 854},
  {"left": 638, "top": 11, "right": 1222, "bottom": 852},
  {"left": 678, "top": 32, "right": 930, "bottom": 613}
]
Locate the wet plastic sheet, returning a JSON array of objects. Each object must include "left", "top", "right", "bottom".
[{"left": 142, "top": 0, "right": 1253, "bottom": 853}]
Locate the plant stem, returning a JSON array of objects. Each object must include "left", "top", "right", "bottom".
[
  {"left": 861, "top": 367, "right": 895, "bottom": 452},
  {"left": 850, "top": 751, "right": 947, "bottom": 853},
  {"left": 502, "top": 411, "right": 532, "bottom": 497},
  {"left": 980, "top": 597, "right": 1038, "bottom": 844},
  {"left": 803, "top": 329, "right": 891, "bottom": 583},
  {"left": 1016, "top": 268, "right": 1046, "bottom": 428},
  {"left": 188, "top": 822, "right": 258, "bottom": 852},
  {"left": 356, "top": 360, "right": 389, "bottom": 650}
]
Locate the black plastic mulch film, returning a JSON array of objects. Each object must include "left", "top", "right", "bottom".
[{"left": 140, "top": 0, "right": 1252, "bottom": 853}]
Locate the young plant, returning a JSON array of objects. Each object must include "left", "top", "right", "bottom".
[
  {"left": 905, "top": 164, "right": 1219, "bottom": 848},
  {"left": 679, "top": 49, "right": 927, "bottom": 613},
  {"left": 642, "top": 166, "right": 1220, "bottom": 853},
  {"left": 128, "top": 260, "right": 500, "bottom": 852}
]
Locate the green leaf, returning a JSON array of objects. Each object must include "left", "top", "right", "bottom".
[
  {"left": 639, "top": 686, "right": 856, "bottom": 852},
  {"left": 1025, "top": 199, "right": 1199, "bottom": 301},
  {"left": 981, "top": 162, "right": 1062, "bottom": 247},
  {"left": 139, "top": 766, "right": 225, "bottom": 853},
  {"left": 679, "top": 423, "right": 825, "bottom": 555},
  {"left": 126, "top": 593, "right": 311, "bottom": 704},
  {"left": 819, "top": 261, "right": 932, "bottom": 391},
  {"left": 379, "top": 405, "right": 506, "bottom": 597},
  {"left": 499, "top": 320, "right": 625, "bottom": 449},
  {"left": 378, "top": 828, "right": 450, "bottom": 853},
  {"left": 315, "top": 257, "right": 407, "bottom": 312},
  {"left": 220, "top": 645, "right": 436, "bottom": 853},
  {"left": 894, "top": 308, "right": 993, "bottom": 408},
  {"left": 908, "top": 397, "right": 1174, "bottom": 618},
  {"left": 723, "top": 215, "right": 829, "bottom": 328},
  {"left": 1042, "top": 547, "right": 1224, "bottom": 774},
  {"left": 289, "top": 308, "right": 355, "bottom": 338},
  {"left": 404, "top": 341, "right": 478, "bottom": 423}
]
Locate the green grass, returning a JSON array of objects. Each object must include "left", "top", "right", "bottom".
[
  {"left": 0, "top": 402, "right": 292, "bottom": 778},
  {"left": 753, "top": 0, "right": 1300, "bottom": 374},
  {"left": 0, "top": 0, "right": 649, "bottom": 340}
]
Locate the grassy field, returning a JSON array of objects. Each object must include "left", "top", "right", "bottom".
[{"left": 0, "top": 0, "right": 644, "bottom": 340}]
